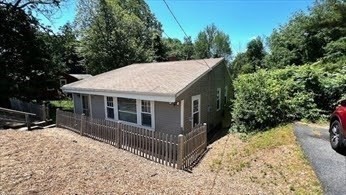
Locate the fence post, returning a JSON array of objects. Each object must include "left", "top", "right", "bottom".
[
  {"left": 203, "top": 123, "right": 208, "bottom": 149},
  {"left": 177, "top": 134, "right": 184, "bottom": 169},
  {"left": 42, "top": 103, "right": 46, "bottom": 121},
  {"left": 25, "top": 114, "right": 31, "bottom": 131},
  {"left": 116, "top": 122, "right": 121, "bottom": 148},
  {"left": 56, "top": 108, "right": 59, "bottom": 127},
  {"left": 80, "top": 113, "right": 85, "bottom": 136}
]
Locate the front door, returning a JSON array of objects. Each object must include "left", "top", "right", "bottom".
[{"left": 191, "top": 95, "right": 201, "bottom": 128}]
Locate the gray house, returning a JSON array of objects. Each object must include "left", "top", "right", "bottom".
[{"left": 61, "top": 58, "right": 230, "bottom": 135}]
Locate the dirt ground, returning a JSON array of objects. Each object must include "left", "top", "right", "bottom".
[{"left": 0, "top": 127, "right": 321, "bottom": 194}]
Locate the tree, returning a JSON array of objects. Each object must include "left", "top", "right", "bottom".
[
  {"left": 163, "top": 38, "right": 183, "bottom": 60},
  {"left": 230, "top": 37, "right": 266, "bottom": 76},
  {"left": 246, "top": 36, "right": 266, "bottom": 72},
  {"left": 194, "top": 23, "right": 231, "bottom": 59},
  {"left": 182, "top": 36, "right": 194, "bottom": 60},
  {"left": 0, "top": 0, "right": 63, "bottom": 105},
  {"left": 42, "top": 23, "right": 84, "bottom": 74},
  {"left": 265, "top": 0, "right": 346, "bottom": 68},
  {"left": 76, "top": 0, "right": 163, "bottom": 74}
]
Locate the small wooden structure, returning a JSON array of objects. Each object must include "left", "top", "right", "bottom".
[{"left": 56, "top": 109, "right": 207, "bottom": 170}]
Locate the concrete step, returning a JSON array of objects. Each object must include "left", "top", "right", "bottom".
[
  {"left": 43, "top": 124, "right": 56, "bottom": 129},
  {"left": 18, "top": 125, "right": 42, "bottom": 131},
  {"left": 33, "top": 121, "right": 47, "bottom": 125}
]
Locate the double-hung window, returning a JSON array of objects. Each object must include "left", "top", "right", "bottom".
[
  {"left": 118, "top": 98, "right": 137, "bottom": 124},
  {"left": 216, "top": 88, "right": 221, "bottom": 111},
  {"left": 106, "top": 97, "right": 114, "bottom": 119},
  {"left": 141, "top": 100, "right": 152, "bottom": 127}
]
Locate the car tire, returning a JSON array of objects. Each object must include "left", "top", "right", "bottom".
[{"left": 329, "top": 120, "right": 344, "bottom": 152}]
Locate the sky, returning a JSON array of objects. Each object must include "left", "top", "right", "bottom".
[{"left": 37, "top": 0, "right": 314, "bottom": 54}]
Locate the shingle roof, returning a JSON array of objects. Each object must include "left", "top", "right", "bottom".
[
  {"left": 69, "top": 74, "right": 93, "bottom": 80},
  {"left": 62, "top": 58, "right": 224, "bottom": 100}
]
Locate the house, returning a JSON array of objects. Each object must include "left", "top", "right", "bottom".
[
  {"left": 61, "top": 58, "right": 230, "bottom": 135},
  {"left": 59, "top": 73, "right": 93, "bottom": 87}
]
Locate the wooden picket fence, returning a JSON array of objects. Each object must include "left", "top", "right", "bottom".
[{"left": 55, "top": 109, "right": 207, "bottom": 170}]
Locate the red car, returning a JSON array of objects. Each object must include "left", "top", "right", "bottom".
[{"left": 330, "top": 100, "right": 346, "bottom": 152}]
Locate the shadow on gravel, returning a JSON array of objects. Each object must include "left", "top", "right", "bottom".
[{"left": 207, "top": 127, "right": 229, "bottom": 145}]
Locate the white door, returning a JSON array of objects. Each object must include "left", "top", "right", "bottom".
[{"left": 191, "top": 95, "right": 201, "bottom": 128}]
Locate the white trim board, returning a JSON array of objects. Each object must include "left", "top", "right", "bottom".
[{"left": 62, "top": 89, "right": 175, "bottom": 103}]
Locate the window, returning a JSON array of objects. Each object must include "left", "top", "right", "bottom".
[
  {"left": 106, "top": 97, "right": 114, "bottom": 119},
  {"left": 118, "top": 98, "right": 137, "bottom": 123},
  {"left": 60, "top": 79, "right": 67, "bottom": 86},
  {"left": 192, "top": 95, "right": 201, "bottom": 128},
  {"left": 82, "top": 95, "right": 89, "bottom": 116},
  {"left": 141, "top": 100, "right": 152, "bottom": 127},
  {"left": 216, "top": 88, "right": 221, "bottom": 111},
  {"left": 224, "top": 86, "right": 228, "bottom": 104}
]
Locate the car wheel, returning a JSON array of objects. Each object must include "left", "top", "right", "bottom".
[{"left": 330, "top": 120, "right": 344, "bottom": 151}]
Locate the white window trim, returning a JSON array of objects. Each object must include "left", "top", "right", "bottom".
[
  {"left": 216, "top": 88, "right": 221, "bottom": 111},
  {"left": 60, "top": 79, "right": 67, "bottom": 87},
  {"left": 104, "top": 96, "right": 117, "bottom": 120},
  {"left": 191, "top": 94, "right": 201, "bottom": 128},
  {"left": 140, "top": 100, "right": 155, "bottom": 129},
  {"left": 104, "top": 97, "right": 155, "bottom": 130}
]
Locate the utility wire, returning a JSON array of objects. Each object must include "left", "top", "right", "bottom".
[
  {"left": 162, "top": 0, "right": 211, "bottom": 69},
  {"left": 162, "top": 0, "right": 189, "bottom": 39}
]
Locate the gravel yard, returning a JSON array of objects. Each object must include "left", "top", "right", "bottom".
[{"left": 0, "top": 127, "right": 321, "bottom": 194}]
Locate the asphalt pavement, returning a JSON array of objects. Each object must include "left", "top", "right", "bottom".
[{"left": 294, "top": 123, "right": 346, "bottom": 195}]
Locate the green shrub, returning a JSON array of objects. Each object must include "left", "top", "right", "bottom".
[{"left": 231, "top": 59, "right": 346, "bottom": 132}]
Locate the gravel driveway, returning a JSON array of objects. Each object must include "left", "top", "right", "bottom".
[{"left": 294, "top": 123, "right": 346, "bottom": 195}]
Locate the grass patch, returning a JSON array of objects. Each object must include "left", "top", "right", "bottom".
[
  {"left": 211, "top": 124, "right": 323, "bottom": 194},
  {"left": 50, "top": 100, "right": 74, "bottom": 111},
  {"left": 48, "top": 99, "right": 74, "bottom": 122}
]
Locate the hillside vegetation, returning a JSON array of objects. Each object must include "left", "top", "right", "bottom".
[
  {"left": 230, "top": 0, "right": 346, "bottom": 132},
  {"left": 231, "top": 58, "right": 346, "bottom": 132}
]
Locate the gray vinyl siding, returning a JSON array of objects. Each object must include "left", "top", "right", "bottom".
[
  {"left": 176, "top": 61, "right": 229, "bottom": 132},
  {"left": 72, "top": 94, "right": 181, "bottom": 135},
  {"left": 71, "top": 61, "right": 229, "bottom": 134},
  {"left": 155, "top": 101, "right": 181, "bottom": 135},
  {"left": 91, "top": 95, "right": 105, "bottom": 119},
  {"left": 73, "top": 93, "right": 82, "bottom": 114}
]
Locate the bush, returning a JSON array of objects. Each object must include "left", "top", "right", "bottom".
[{"left": 231, "top": 59, "right": 346, "bottom": 132}]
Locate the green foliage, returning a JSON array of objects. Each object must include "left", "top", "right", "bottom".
[
  {"left": 41, "top": 23, "right": 84, "bottom": 74},
  {"left": 231, "top": 59, "right": 346, "bottom": 132},
  {"left": 163, "top": 38, "right": 184, "bottom": 60},
  {"left": 265, "top": 0, "right": 346, "bottom": 68},
  {"left": 76, "top": 0, "right": 163, "bottom": 74},
  {"left": 0, "top": 4, "right": 56, "bottom": 104},
  {"left": 194, "top": 23, "right": 231, "bottom": 59},
  {"left": 230, "top": 37, "right": 266, "bottom": 76}
]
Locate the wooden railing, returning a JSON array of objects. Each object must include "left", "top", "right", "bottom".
[
  {"left": 0, "top": 107, "right": 36, "bottom": 130},
  {"left": 56, "top": 109, "right": 207, "bottom": 170},
  {"left": 9, "top": 98, "right": 49, "bottom": 121}
]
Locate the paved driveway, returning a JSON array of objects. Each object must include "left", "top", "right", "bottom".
[{"left": 294, "top": 123, "right": 346, "bottom": 195}]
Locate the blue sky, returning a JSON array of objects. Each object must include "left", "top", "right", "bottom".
[{"left": 38, "top": 0, "right": 313, "bottom": 54}]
